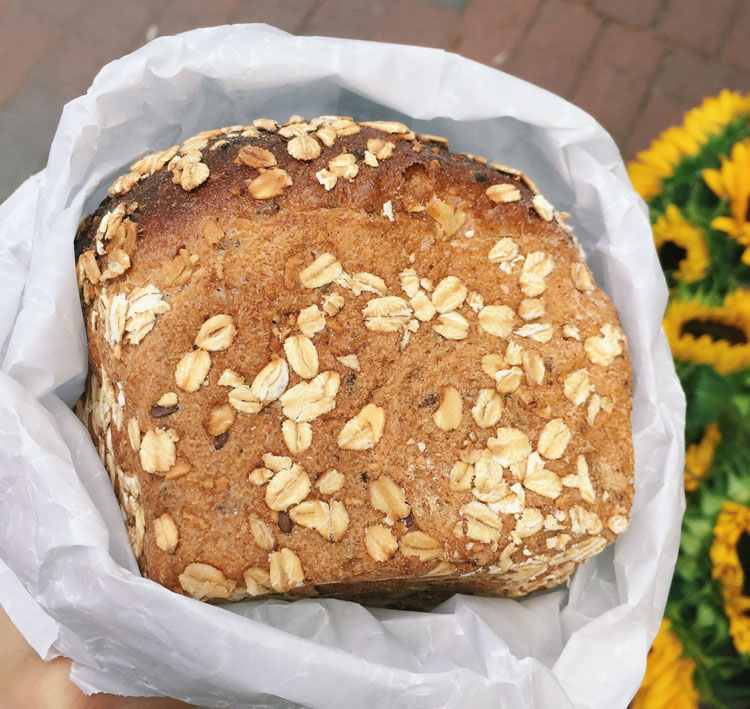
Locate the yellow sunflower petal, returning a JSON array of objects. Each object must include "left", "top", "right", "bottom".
[
  {"left": 710, "top": 502, "right": 750, "bottom": 654},
  {"left": 702, "top": 168, "right": 726, "bottom": 198},
  {"left": 663, "top": 292, "right": 750, "bottom": 374},
  {"left": 628, "top": 91, "right": 750, "bottom": 200},
  {"left": 684, "top": 424, "right": 721, "bottom": 491},
  {"left": 632, "top": 619, "right": 699, "bottom": 709}
]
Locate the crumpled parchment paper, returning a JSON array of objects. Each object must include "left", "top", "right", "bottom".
[{"left": 0, "top": 24, "right": 685, "bottom": 709}]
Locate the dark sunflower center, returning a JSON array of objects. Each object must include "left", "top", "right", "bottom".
[
  {"left": 738, "top": 532, "right": 750, "bottom": 597},
  {"left": 657, "top": 241, "right": 687, "bottom": 272},
  {"left": 681, "top": 318, "right": 748, "bottom": 345}
]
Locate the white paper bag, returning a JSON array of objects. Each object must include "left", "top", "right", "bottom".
[{"left": 0, "top": 24, "right": 685, "bottom": 708}]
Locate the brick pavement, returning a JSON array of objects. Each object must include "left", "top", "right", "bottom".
[{"left": 0, "top": 0, "right": 748, "bottom": 203}]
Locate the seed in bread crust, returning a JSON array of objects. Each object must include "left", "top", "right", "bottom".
[
  {"left": 532, "top": 194, "right": 554, "bottom": 221},
  {"left": 249, "top": 516, "right": 275, "bottom": 550},
  {"left": 399, "top": 531, "right": 442, "bottom": 561},
  {"left": 537, "top": 419, "right": 571, "bottom": 460},
  {"left": 297, "top": 305, "right": 326, "bottom": 337},
  {"left": 229, "top": 386, "right": 262, "bottom": 414},
  {"left": 109, "top": 171, "right": 140, "bottom": 196},
  {"left": 433, "top": 386, "right": 462, "bottom": 431},
  {"left": 350, "top": 272, "right": 387, "bottom": 296},
  {"left": 449, "top": 461, "right": 475, "bottom": 491},
  {"left": 518, "top": 299, "right": 546, "bottom": 321},
  {"left": 410, "top": 292, "right": 436, "bottom": 322},
  {"left": 367, "top": 138, "right": 395, "bottom": 160},
  {"left": 486, "top": 183, "right": 521, "bottom": 203},
  {"left": 328, "top": 153, "right": 358, "bottom": 180},
  {"left": 317, "top": 468, "right": 345, "bottom": 495},
  {"left": 564, "top": 369, "right": 593, "bottom": 406},
  {"left": 461, "top": 500, "right": 503, "bottom": 543},
  {"left": 179, "top": 160, "right": 210, "bottom": 191},
  {"left": 153, "top": 513, "right": 179, "bottom": 552},
  {"left": 369, "top": 475, "right": 410, "bottom": 523},
  {"left": 287, "top": 134, "right": 321, "bottom": 161},
  {"left": 284, "top": 335, "right": 319, "bottom": 379},
  {"left": 523, "top": 465, "right": 562, "bottom": 499},
  {"left": 563, "top": 455, "right": 596, "bottom": 503},
  {"left": 195, "top": 314, "right": 236, "bottom": 351},
  {"left": 365, "top": 525, "right": 398, "bottom": 561},
  {"left": 336, "top": 354, "right": 360, "bottom": 371},
  {"left": 585, "top": 324, "right": 624, "bottom": 366},
  {"left": 281, "top": 371, "right": 340, "bottom": 422},
  {"left": 571, "top": 263, "right": 594, "bottom": 292},
  {"left": 495, "top": 367, "right": 523, "bottom": 393},
  {"left": 139, "top": 429, "right": 176, "bottom": 473},
  {"left": 247, "top": 168, "right": 292, "bottom": 199},
  {"left": 431, "top": 276, "right": 467, "bottom": 313},
  {"left": 478, "top": 305, "right": 514, "bottom": 337},
  {"left": 608, "top": 515, "right": 629, "bottom": 534},
  {"left": 282, "top": 419, "right": 312, "bottom": 454},
  {"left": 244, "top": 567, "right": 273, "bottom": 597},
  {"left": 488, "top": 237, "right": 519, "bottom": 264},
  {"left": 204, "top": 404, "right": 236, "bottom": 436},
  {"left": 235, "top": 145, "right": 277, "bottom": 168},
  {"left": 433, "top": 312, "right": 469, "bottom": 340},
  {"left": 515, "top": 322, "right": 554, "bottom": 343},
  {"left": 127, "top": 417, "right": 141, "bottom": 451},
  {"left": 471, "top": 389, "right": 504, "bottom": 428},
  {"left": 426, "top": 196, "right": 466, "bottom": 238},
  {"left": 487, "top": 427, "right": 531, "bottom": 466},
  {"left": 522, "top": 351, "right": 545, "bottom": 386},
  {"left": 178, "top": 563, "right": 235, "bottom": 600},
  {"left": 265, "top": 464, "right": 311, "bottom": 511},
  {"left": 515, "top": 508, "right": 544, "bottom": 537},
  {"left": 175, "top": 349, "right": 211, "bottom": 392},
  {"left": 519, "top": 252, "right": 554, "bottom": 297},
  {"left": 251, "top": 358, "right": 289, "bottom": 404},
  {"left": 299, "top": 253, "right": 342, "bottom": 288},
  {"left": 316, "top": 169, "right": 337, "bottom": 190},
  {"left": 338, "top": 403, "right": 386, "bottom": 450},
  {"left": 269, "top": 548, "right": 304, "bottom": 592}
]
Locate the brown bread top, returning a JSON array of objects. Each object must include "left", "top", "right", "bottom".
[{"left": 75, "top": 115, "right": 633, "bottom": 607}]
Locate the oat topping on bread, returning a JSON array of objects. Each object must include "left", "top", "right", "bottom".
[{"left": 75, "top": 115, "right": 633, "bottom": 608}]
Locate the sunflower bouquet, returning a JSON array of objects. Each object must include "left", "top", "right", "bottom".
[{"left": 629, "top": 91, "right": 750, "bottom": 707}]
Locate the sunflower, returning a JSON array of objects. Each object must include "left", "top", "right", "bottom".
[
  {"left": 629, "top": 91, "right": 750, "bottom": 200},
  {"left": 710, "top": 501, "right": 750, "bottom": 654},
  {"left": 684, "top": 424, "right": 721, "bottom": 492},
  {"left": 703, "top": 139, "right": 750, "bottom": 265},
  {"left": 662, "top": 290, "right": 750, "bottom": 373},
  {"left": 632, "top": 619, "right": 699, "bottom": 708},
  {"left": 652, "top": 204, "right": 710, "bottom": 283}
]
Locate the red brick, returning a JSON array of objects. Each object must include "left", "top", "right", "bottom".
[
  {"left": 657, "top": 0, "right": 736, "bottom": 57},
  {"left": 151, "top": 0, "right": 241, "bottom": 36},
  {"left": 373, "top": 0, "right": 459, "bottom": 48},
  {"left": 624, "top": 91, "right": 691, "bottom": 160},
  {"left": 593, "top": 0, "right": 662, "bottom": 29},
  {"left": 722, "top": 0, "right": 750, "bottom": 74},
  {"left": 31, "top": 0, "right": 159, "bottom": 101},
  {"left": 657, "top": 47, "right": 750, "bottom": 107},
  {"left": 572, "top": 24, "right": 664, "bottom": 141},
  {"left": 232, "top": 0, "right": 318, "bottom": 33},
  {"left": 302, "top": 0, "right": 397, "bottom": 41},
  {"left": 0, "top": 4, "right": 64, "bottom": 109},
  {"left": 450, "top": 0, "right": 540, "bottom": 67},
  {"left": 503, "top": 0, "right": 602, "bottom": 98}
]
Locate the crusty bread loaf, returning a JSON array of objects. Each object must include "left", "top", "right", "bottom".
[{"left": 74, "top": 115, "right": 633, "bottom": 608}]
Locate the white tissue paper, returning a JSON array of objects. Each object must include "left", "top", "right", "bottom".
[{"left": 0, "top": 24, "right": 685, "bottom": 708}]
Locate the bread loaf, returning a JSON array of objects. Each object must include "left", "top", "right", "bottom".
[{"left": 74, "top": 115, "right": 634, "bottom": 608}]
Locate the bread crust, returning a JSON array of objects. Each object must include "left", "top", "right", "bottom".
[{"left": 75, "top": 116, "right": 633, "bottom": 606}]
